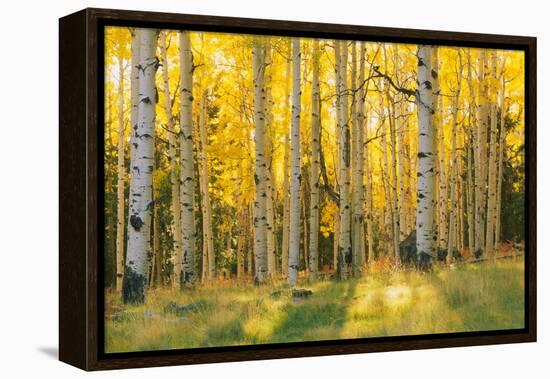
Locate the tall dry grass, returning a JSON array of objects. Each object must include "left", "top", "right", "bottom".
[{"left": 105, "top": 260, "right": 524, "bottom": 353}]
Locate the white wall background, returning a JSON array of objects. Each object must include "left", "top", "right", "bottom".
[{"left": 0, "top": 0, "right": 546, "bottom": 377}]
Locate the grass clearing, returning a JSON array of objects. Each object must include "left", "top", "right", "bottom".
[{"left": 104, "top": 260, "right": 524, "bottom": 353}]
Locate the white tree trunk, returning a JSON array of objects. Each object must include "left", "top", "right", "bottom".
[
  {"left": 393, "top": 45, "right": 407, "bottom": 242},
  {"left": 495, "top": 64, "right": 506, "bottom": 249},
  {"left": 364, "top": 121, "right": 375, "bottom": 265},
  {"left": 179, "top": 31, "right": 196, "bottom": 287},
  {"left": 309, "top": 39, "right": 321, "bottom": 280},
  {"left": 485, "top": 52, "right": 499, "bottom": 257},
  {"left": 379, "top": 81, "right": 392, "bottom": 257},
  {"left": 351, "top": 42, "right": 365, "bottom": 275},
  {"left": 115, "top": 46, "right": 126, "bottom": 293},
  {"left": 447, "top": 49, "right": 463, "bottom": 265},
  {"left": 124, "top": 28, "right": 141, "bottom": 292},
  {"left": 264, "top": 43, "right": 277, "bottom": 277},
  {"left": 415, "top": 45, "right": 436, "bottom": 268},
  {"left": 476, "top": 50, "right": 490, "bottom": 256},
  {"left": 198, "top": 92, "right": 215, "bottom": 280},
  {"left": 288, "top": 37, "right": 302, "bottom": 286},
  {"left": 159, "top": 32, "right": 184, "bottom": 289},
  {"left": 466, "top": 50, "right": 477, "bottom": 254},
  {"left": 281, "top": 42, "right": 292, "bottom": 277},
  {"left": 252, "top": 37, "right": 268, "bottom": 284},
  {"left": 433, "top": 49, "right": 448, "bottom": 250},
  {"left": 336, "top": 41, "right": 352, "bottom": 279},
  {"left": 123, "top": 28, "right": 159, "bottom": 303}
]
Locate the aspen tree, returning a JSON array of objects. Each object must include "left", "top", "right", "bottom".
[
  {"left": 351, "top": 42, "right": 365, "bottom": 275},
  {"left": 123, "top": 28, "right": 141, "bottom": 292},
  {"left": 495, "top": 59, "right": 507, "bottom": 249},
  {"left": 123, "top": 28, "right": 159, "bottom": 303},
  {"left": 364, "top": 117, "right": 375, "bottom": 265},
  {"left": 115, "top": 41, "right": 126, "bottom": 292},
  {"left": 198, "top": 92, "right": 215, "bottom": 280},
  {"left": 236, "top": 168, "right": 246, "bottom": 279},
  {"left": 309, "top": 39, "right": 321, "bottom": 280},
  {"left": 447, "top": 49, "right": 463, "bottom": 265},
  {"left": 485, "top": 52, "right": 499, "bottom": 257},
  {"left": 393, "top": 45, "right": 407, "bottom": 241},
  {"left": 152, "top": 179, "right": 162, "bottom": 286},
  {"left": 247, "top": 203, "right": 254, "bottom": 276},
  {"left": 357, "top": 42, "right": 368, "bottom": 266},
  {"left": 333, "top": 42, "right": 342, "bottom": 271},
  {"left": 281, "top": 41, "right": 291, "bottom": 278},
  {"left": 179, "top": 31, "right": 196, "bottom": 287},
  {"left": 252, "top": 37, "right": 268, "bottom": 284},
  {"left": 379, "top": 78, "right": 393, "bottom": 258},
  {"left": 466, "top": 50, "right": 478, "bottom": 254},
  {"left": 433, "top": 49, "right": 447, "bottom": 250},
  {"left": 336, "top": 40, "right": 352, "bottom": 279},
  {"left": 466, "top": 121, "right": 475, "bottom": 253},
  {"left": 384, "top": 46, "right": 400, "bottom": 265},
  {"left": 288, "top": 37, "right": 302, "bottom": 286},
  {"left": 476, "top": 50, "right": 490, "bottom": 256},
  {"left": 415, "top": 45, "right": 436, "bottom": 267},
  {"left": 264, "top": 42, "right": 277, "bottom": 277},
  {"left": 159, "top": 32, "right": 184, "bottom": 288}
]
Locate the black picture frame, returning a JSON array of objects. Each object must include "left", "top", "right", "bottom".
[{"left": 59, "top": 7, "right": 537, "bottom": 371}]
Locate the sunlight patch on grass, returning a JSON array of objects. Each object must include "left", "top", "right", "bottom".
[{"left": 104, "top": 260, "right": 525, "bottom": 352}]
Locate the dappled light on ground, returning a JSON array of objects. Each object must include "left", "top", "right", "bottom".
[{"left": 105, "top": 260, "right": 524, "bottom": 353}]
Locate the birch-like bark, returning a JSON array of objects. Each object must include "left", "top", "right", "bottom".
[
  {"left": 466, "top": 50, "right": 478, "bottom": 254},
  {"left": 351, "top": 42, "right": 364, "bottom": 275},
  {"left": 364, "top": 120, "right": 375, "bottom": 265},
  {"left": 198, "top": 92, "right": 215, "bottom": 280},
  {"left": 433, "top": 49, "right": 447, "bottom": 250},
  {"left": 179, "top": 31, "right": 196, "bottom": 287},
  {"left": 476, "top": 50, "right": 490, "bottom": 256},
  {"left": 123, "top": 28, "right": 159, "bottom": 303},
  {"left": 124, "top": 28, "right": 141, "bottom": 292},
  {"left": 309, "top": 39, "right": 321, "bottom": 280},
  {"left": 393, "top": 46, "right": 407, "bottom": 241},
  {"left": 236, "top": 206, "right": 246, "bottom": 279},
  {"left": 358, "top": 42, "right": 368, "bottom": 266},
  {"left": 252, "top": 37, "right": 268, "bottom": 284},
  {"left": 336, "top": 41, "right": 352, "bottom": 279},
  {"left": 379, "top": 80, "right": 392, "bottom": 257},
  {"left": 281, "top": 41, "right": 292, "bottom": 278},
  {"left": 159, "top": 32, "right": 184, "bottom": 288},
  {"left": 264, "top": 42, "right": 277, "bottom": 277},
  {"left": 115, "top": 46, "right": 126, "bottom": 292},
  {"left": 152, "top": 191, "right": 162, "bottom": 286},
  {"left": 386, "top": 46, "right": 401, "bottom": 266},
  {"left": 288, "top": 37, "right": 302, "bottom": 286},
  {"left": 247, "top": 203, "right": 254, "bottom": 276},
  {"left": 485, "top": 52, "right": 499, "bottom": 257},
  {"left": 466, "top": 122, "right": 475, "bottom": 253},
  {"left": 415, "top": 45, "right": 436, "bottom": 266},
  {"left": 333, "top": 42, "right": 341, "bottom": 271},
  {"left": 389, "top": 103, "right": 401, "bottom": 265},
  {"left": 447, "top": 49, "right": 463, "bottom": 265},
  {"left": 495, "top": 63, "right": 506, "bottom": 249}
]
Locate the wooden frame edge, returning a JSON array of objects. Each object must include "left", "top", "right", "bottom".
[{"left": 58, "top": 7, "right": 537, "bottom": 371}]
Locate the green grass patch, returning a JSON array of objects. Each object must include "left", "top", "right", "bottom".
[{"left": 104, "top": 260, "right": 524, "bottom": 353}]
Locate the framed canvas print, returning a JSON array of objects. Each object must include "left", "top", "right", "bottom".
[{"left": 59, "top": 8, "right": 536, "bottom": 371}]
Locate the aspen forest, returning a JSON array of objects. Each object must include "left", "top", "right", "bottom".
[{"left": 103, "top": 27, "right": 526, "bottom": 353}]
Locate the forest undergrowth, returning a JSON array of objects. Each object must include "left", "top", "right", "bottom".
[{"left": 105, "top": 259, "right": 524, "bottom": 353}]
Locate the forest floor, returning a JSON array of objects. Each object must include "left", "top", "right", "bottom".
[{"left": 104, "top": 259, "right": 525, "bottom": 353}]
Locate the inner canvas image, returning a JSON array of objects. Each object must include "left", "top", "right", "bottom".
[{"left": 103, "top": 26, "right": 526, "bottom": 353}]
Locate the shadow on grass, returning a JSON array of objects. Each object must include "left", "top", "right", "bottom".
[
  {"left": 270, "top": 280, "right": 358, "bottom": 343},
  {"left": 429, "top": 262, "right": 525, "bottom": 332}
]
